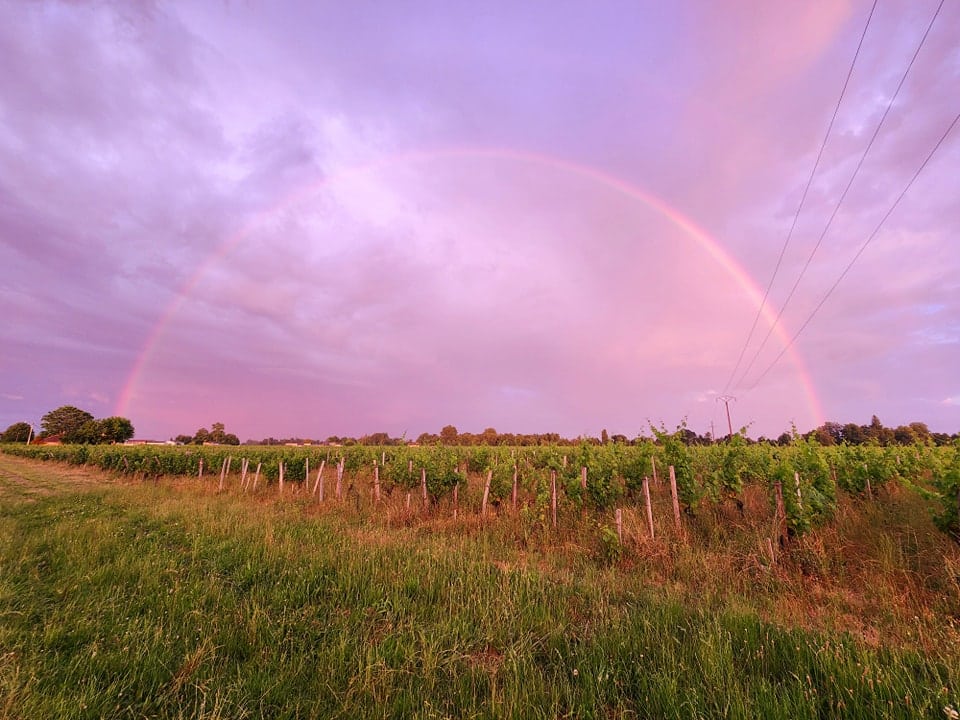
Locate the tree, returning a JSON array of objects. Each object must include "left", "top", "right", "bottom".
[
  {"left": 811, "top": 422, "right": 842, "bottom": 446},
  {"left": 601, "top": 428, "right": 610, "bottom": 445},
  {"left": 209, "top": 422, "right": 227, "bottom": 444},
  {"left": 841, "top": 423, "right": 864, "bottom": 445},
  {"left": 439, "top": 425, "right": 458, "bottom": 445},
  {"left": 74, "top": 419, "right": 103, "bottom": 444},
  {"left": 41, "top": 406, "right": 94, "bottom": 442},
  {"left": 909, "top": 422, "right": 931, "bottom": 444},
  {"left": 98, "top": 416, "right": 135, "bottom": 443},
  {"left": 1, "top": 421, "right": 32, "bottom": 443},
  {"left": 193, "top": 427, "right": 210, "bottom": 444}
]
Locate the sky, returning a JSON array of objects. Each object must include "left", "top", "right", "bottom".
[{"left": 1, "top": 0, "right": 958, "bottom": 442}]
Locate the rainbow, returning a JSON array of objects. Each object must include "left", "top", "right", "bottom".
[{"left": 116, "top": 147, "right": 825, "bottom": 427}]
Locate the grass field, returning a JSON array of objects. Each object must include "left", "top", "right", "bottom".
[{"left": 2, "top": 453, "right": 960, "bottom": 719}]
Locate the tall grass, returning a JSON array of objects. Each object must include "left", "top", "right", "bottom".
[{"left": 1, "top": 455, "right": 959, "bottom": 718}]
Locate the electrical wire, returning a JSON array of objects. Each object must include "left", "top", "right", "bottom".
[
  {"left": 742, "top": 108, "right": 960, "bottom": 391},
  {"left": 733, "top": 0, "right": 947, "bottom": 389},
  {"left": 721, "top": 0, "right": 879, "bottom": 395}
]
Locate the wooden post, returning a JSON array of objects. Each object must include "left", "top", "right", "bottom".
[
  {"left": 405, "top": 492, "right": 411, "bottom": 510},
  {"left": 562, "top": 455, "right": 568, "bottom": 469},
  {"left": 218, "top": 457, "right": 227, "bottom": 491},
  {"left": 511, "top": 466, "right": 518, "bottom": 511},
  {"left": 453, "top": 482, "right": 459, "bottom": 519},
  {"left": 794, "top": 471, "right": 803, "bottom": 510},
  {"left": 313, "top": 460, "right": 326, "bottom": 496},
  {"left": 198, "top": 457, "right": 203, "bottom": 479},
  {"left": 240, "top": 458, "right": 249, "bottom": 489},
  {"left": 864, "top": 464, "right": 873, "bottom": 500},
  {"left": 668, "top": 465, "right": 681, "bottom": 533},
  {"left": 336, "top": 458, "right": 344, "bottom": 501},
  {"left": 305, "top": 458, "right": 309, "bottom": 494},
  {"left": 580, "top": 466, "right": 587, "bottom": 491},
  {"left": 956, "top": 487, "right": 960, "bottom": 538},
  {"left": 279, "top": 461, "right": 284, "bottom": 494},
  {"left": 374, "top": 464, "right": 381, "bottom": 502},
  {"left": 253, "top": 462, "right": 261, "bottom": 490},
  {"left": 615, "top": 508, "right": 623, "bottom": 544},
  {"left": 482, "top": 469, "right": 492, "bottom": 518},
  {"left": 774, "top": 481, "right": 786, "bottom": 546},
  {"left": 642, "top": 475, "right": 655, "bottom": 539},
  {"left": 651, "top": 456, "right": 659, "bottom": 484},
  {"left": 408, "top": 459, "right": 413, "bottom": 474},
  {"left": 421, "top": 467, "right": 428, "bottom": 506},
  {"left": 381, "top": 451, "right": 386, "bottom": 466},
  {"left": 550, "top": 470, "right": 558, "bottom": 529}
]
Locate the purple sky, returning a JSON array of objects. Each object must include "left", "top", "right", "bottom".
[{"left": 2, "top": 1, "right": 958, "bottom": 441}]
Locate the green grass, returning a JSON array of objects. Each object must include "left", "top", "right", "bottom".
[{"left": 1, "top": 455, "right": 959, "bottom": 718}]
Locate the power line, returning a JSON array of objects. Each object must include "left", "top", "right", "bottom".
[
  {"left": 733, "top": 0, "right": 947, "bottom": 389},
  {"left": 742, "top": 108, "right": 960, "bottom": 392},
  {"left": 721, "top": 0, "right": 879, "bottom": 395}
]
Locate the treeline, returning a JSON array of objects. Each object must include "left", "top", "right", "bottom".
[
  {"left": 246, "top": 418, "right": 958, "bottom": 449},
  {"left": 802, "top": 416, "right": 954, "bottom": 447},
  {"left": 174, "top": 422, "right": 240, "bottom": 446},
  {"left": 1, "top": 406, "right": 134, "bottom": 444}
]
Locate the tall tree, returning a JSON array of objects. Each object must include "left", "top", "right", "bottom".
[
  {"left": 40, "top": 406, "right": 93, "bottom": 441},
  {"left": 209, "top": 422, "right": 227, "bottom": 444}
]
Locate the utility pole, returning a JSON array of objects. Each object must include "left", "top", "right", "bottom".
[{"left": 717, "top": 395, "right": 736, "bottom": 439}]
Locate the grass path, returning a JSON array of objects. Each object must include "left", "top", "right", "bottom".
[{"left": 1, "top": 455, "right": 959, "bottom": 718}]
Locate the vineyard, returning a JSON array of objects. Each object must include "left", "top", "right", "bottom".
[
  {"left": 4, "top": 438, "right": 960, "bottom": 718},
  {"left": 5, "top": 433, "right": 960, "bottom": 549}
]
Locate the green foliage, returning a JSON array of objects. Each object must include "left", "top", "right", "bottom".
[
  {"left": 933, "top": 443, "right": 960, "bottom": 537},
  {"left": 652, "top": 424, "right": 697, "bottom": 509},
  {"left": 40, "top": 405, "right": 94, "bottom": 442},
  {"left": 701, "top": 432, "right": 750, "bottom": 503},
  {"left": 382, "top": 450, "right": 417, "bottom": 490},
  {"left": 487, "top": 457, "right": 516, "bottom": 502},
  {"left": 421, "top": 446, "right": 462, "bottom": 498},
  {"left": 6, "top": 438, "right": 960, "bottom": 547},
  {"left": 1, "top": 421, "right": 32, "bottom": 443},
  {"left": 618, "top": 439, "right": 655, "bottom": 494},
  {"left": 596, "top": 522, "right": 622, "bottom": 564}
]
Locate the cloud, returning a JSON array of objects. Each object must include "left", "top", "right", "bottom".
[{"left": 3, "top": 1, "right": 958, "bottom": 439}]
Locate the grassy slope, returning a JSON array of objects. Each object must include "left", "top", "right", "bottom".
[{"left": 1, "top": 454, "right": 959, "bottom": 719}]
